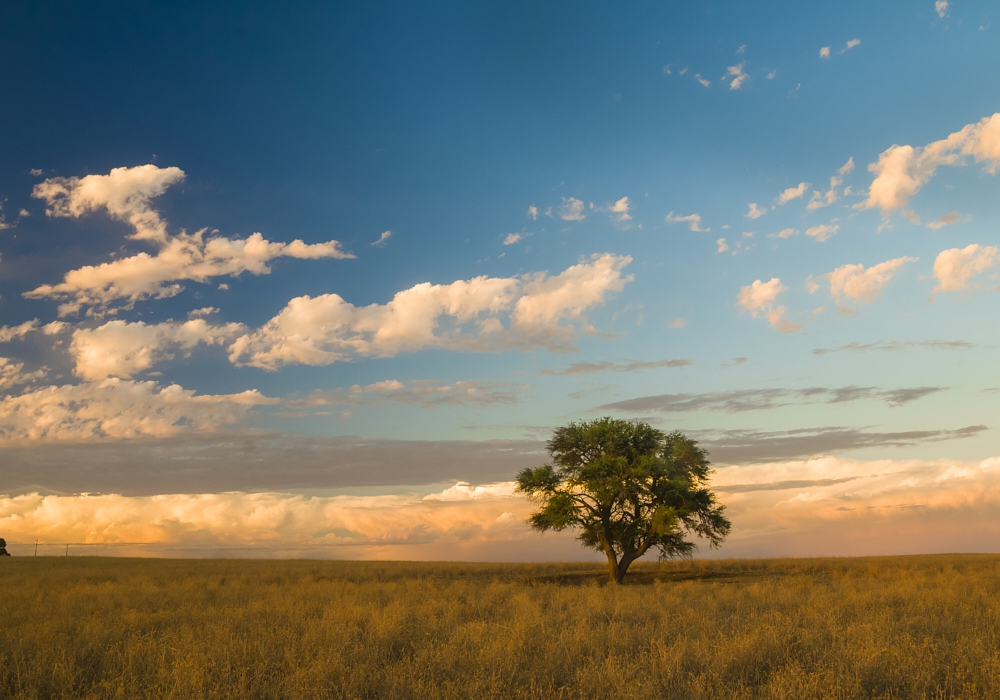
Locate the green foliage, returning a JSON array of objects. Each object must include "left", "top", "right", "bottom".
[
  {"left": 516, "top": 417, "right": 731, "bottom": 583},
  {"left": 4, "top": 556, "right": 1000, "bottom": 698}
]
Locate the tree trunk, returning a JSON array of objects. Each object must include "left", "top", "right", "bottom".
[
  {"left": 605, "top": 550, "right": 636, "bottom": 584},
  {"left": 603, "top": 548, "right": 621, "bottom": 584}
]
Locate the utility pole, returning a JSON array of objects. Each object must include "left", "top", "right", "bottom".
[
  {"left": 34, "top": 539, "right": 38, "bottom": 556},
  {"left": 65, "top": 544, "right": 69, "bottom": 557}
]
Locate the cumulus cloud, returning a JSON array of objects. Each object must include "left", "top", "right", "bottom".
[
  {"left": 0, "top": 379, "right": 275, "bottom": 443},
  {"left": 503, "top": 233, "right": 521, "bottom": 245},
  {"left": 859, "top": 113, "right": 1000, "bottom": 213},
  {"left": 777, "top": 182, "right": 809, "bottom": 204},
  {"left": 805, "top": 224, "right": 839, "bottom": 242},
  {"left": 823, "top": 256, "right": 916, "bottom": 309},
  {"left": 371, "top": 230, "right": 392, "bottom": 247},
  {"left": 188, "top": 306, "right": 218, "bottom": 318},
  {"left": 0, "top": 358, "right": 47, "bottom": 391},
  {"left": 0, "top": 319, "right": 67, "bottom": 343},
  {"left": 927, "top": 210, "right": 962, "bottom": 230},
  {"left": 557, "top": 197, "right": 585, "bottom": 221},
  {"left": 845, "top": 38, "right": 861, "bottom": 50},
  {"left": 609, "top": 196, "right": 631, "bottom": 224},
  {"left": 936, "top": 0, "right": 949, "bottom": 18},
  {"left": 695, "top": 74, "right": 711, "bottom": 87},
  {"left": 716, "top": 238, "right": 729, "bottom": 253},
  {"left": 70, "top": 319, "right": 247, "bottom": 380},
  {"left": 527, "top": 205, "right": 538, "bottom": 220},
  {"left": 769, "top": 228, "right": 798, "bottom": 239},
  {"left": 28, "top": 165, "right": 354, "bottom": 315},
  {"left": 932, "top": 244, "right": 999, "bottom": 296},
  {"left": 806, "top": 177, "right": 843, "bottom": 210},
  {"left": 229, "top": 254, "right": 633, "bottom": 369},
  {"left": 839, "top": 157, "right": 855, "bottom": 175},
  {"left": 819, "top": 46, "right": 831, "bottom": 58},
  {"left": 0, "top": 320, "right": 43, "bottom": 343},
  {"left": 727, "top": 63, "right": 747, "bottom": 90},
  {"left": 736, "top": 278, "right": 801, "bottom": 332},
  {"left": 745, "top": 203, "right": 766, "bottom": 219},
  {"left": 666, "top": 211, "right": 705, "bottom": 232}
]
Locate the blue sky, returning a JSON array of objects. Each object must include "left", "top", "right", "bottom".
[{"left": 2, "top": 1, "right": 1000, "bottom": 558}]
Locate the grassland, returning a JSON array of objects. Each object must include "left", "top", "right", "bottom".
[{"left": 2, "top": 555, "right": 1000, "bottom": 699}]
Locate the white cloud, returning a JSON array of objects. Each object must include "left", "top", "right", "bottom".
[
  {"left": 805, "top": 224, "right": 839, "bottom": 242},
  {"left": 28, "top": 165, "right": 354, "bottom": 315},
  {"left": 936, "top": 0, "right": 949, "bottom": 18},
  {"left": 503, "top": 233, "right": 521, "bottom": 245},
  {"left": 932, "top": 244, "right": 999, "bottom": 296},
  {"left": 927, "top": 210, "right": 962, "bottom": 230},
  {"left": 745, "top": 203, "right": 767, "bottom": 219},
  {"left": 824, "top": 257, "right": 916, "bottom": 308},
  {"left": 845, "top": 38, "right": 861, "bottom": 50},
  {"left": 819, "top": 46, "right": 831, "bottom": 58},
  {"left": 806, "top": 175, "right": 843, "bottom": 210},
  {"left": 668, "top": 317, "right": 685, "bottom": 329},
  {"left": 767, "top": 69, "right": 776, "bottom": 79},
  {"left": 557, "top": 197, "right": 585, "bottom": 221},
  {"left": 769, "top": 228, "right": 798, "bottom": 239},
  {"left": 609, "top": 196, "right": 631, "bottom": 224},
  {"left": 527, "top": 205, "right": 538, "bottom": 220},
  {"left": 727, "top": 63, "right": 747, "bottom": 90},
  {"left": 188, "top": 306, "right": 218, "bottom": 318},
  {"left": 0, "top": 379, "right": 275, "bottom": 443},
  {"left": 839, "top": 157, "right": 855, "bottom": 175},
  {"left": 371, "top": 230, "right": 392, "bottom": 247},
  {"left": 695, "top": 73, "right": 711, "bottom": 87},
  {"left": 0, "top": 320, "right": 68, "bottom": 343},
  {"left": 736, "top": 44, "right": 746, "bottom": 55},
  {"left": 737, "top": 278, "right": 801, "bottom": 332},
  {"left": 0, "top": 358, "right": 47, "bottom": 391},
  {"left": 70, "top": 319, "right": 246, "bottom": 380},
  {"left": 859, "top": 113, "right": 1000, "bottom": 213},
  {"left": 229, "top": 254, "right": 633, "bottom": 369},
  {"left": 665, "top": 211, "right": 706, "bottom": 232},
  {"left": 777, "top": 182, "right": 809, "bottom": 204},
  {"left": 32, "top": 164, "right": 184, "bottom": 243},
  {"left": 716, "top": 238, "right": 729, "bottom": 253},
  {"left": 0, "top": 320, "right": 42, "bottom": 343}
]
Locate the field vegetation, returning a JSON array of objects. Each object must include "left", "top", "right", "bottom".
[{"left": 3, "top": 555, "right": 1000, "bottom": 698}]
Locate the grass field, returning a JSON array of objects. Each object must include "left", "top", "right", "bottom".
[{"left": 3, "top": 555, "right": 1000, "bottom": 699}]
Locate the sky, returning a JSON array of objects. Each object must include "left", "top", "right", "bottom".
[{"left": 2, "top": 0, "right": 1000, "bottom": 559}]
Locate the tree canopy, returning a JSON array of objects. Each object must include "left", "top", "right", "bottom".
[{"left": 516, "top": 417, "right": 730, "bottom": 584}]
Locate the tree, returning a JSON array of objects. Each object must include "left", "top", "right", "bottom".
[{"left": 516, "top": 417, "right": 731, "bottom": 584}]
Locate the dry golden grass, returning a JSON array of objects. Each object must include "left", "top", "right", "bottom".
[{"left": 2, "top": 555, "right": 1000, "bottom": 698}]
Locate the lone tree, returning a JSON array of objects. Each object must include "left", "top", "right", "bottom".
[{"left": 516, "top": 417, "right": 730, "bottom": 584}]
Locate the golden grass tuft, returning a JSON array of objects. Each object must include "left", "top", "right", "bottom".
[{"left": 2, "top": 555, "right": 1000, "bottom": 698}]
